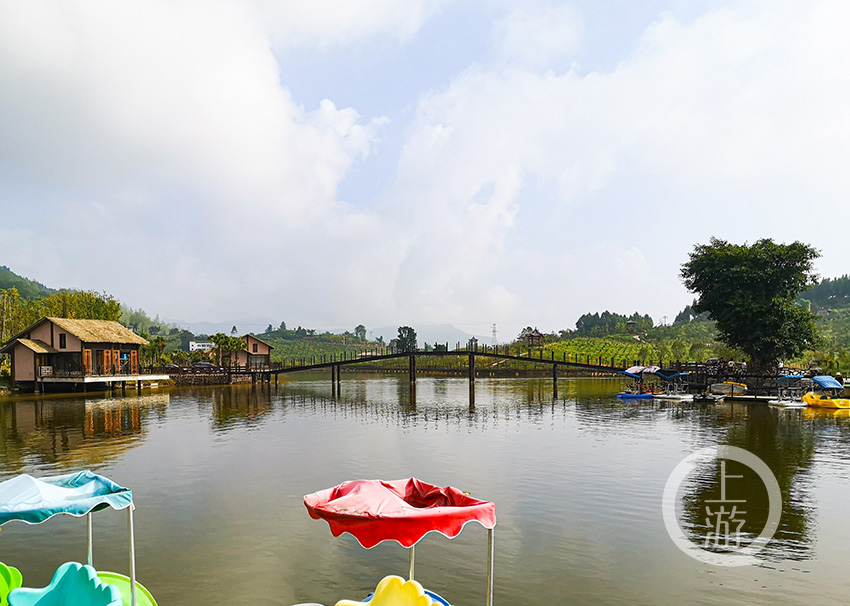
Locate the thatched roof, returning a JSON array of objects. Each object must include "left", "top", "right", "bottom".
[
  {"left": 16, "top": 339, "right": 59, "bottom": 354},
  {"left": 46, "top": 317, "right": 148, "bottom": 345}
]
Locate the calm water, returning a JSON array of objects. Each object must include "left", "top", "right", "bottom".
[{"left": 1, "top": 375, "right": 850, "bottom": 605}]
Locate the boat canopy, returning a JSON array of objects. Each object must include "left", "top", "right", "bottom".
[
  {"left": 304, "top": 478, "right": 496, "bottom": 549},
  {"left": 618, "top": 371, "right": 641, "bottom": 379},
  {"left": 774, "top": 374, "right": 805, "bottom": 384},
  {"left": 657, "top": 371, "right": 690, "bottom": 380},
  {"left": 623, "top": 365, "right": 660, "bottom": 376},
  {"left": 0, "top": 471, "right": 132, "bottom": 526},
  {"left": 812, "top": 375, "right": 844, "bottom": 390}
]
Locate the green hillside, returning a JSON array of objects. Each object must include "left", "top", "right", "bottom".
[{"left": 0, "top": 265, "right": 55, "bottom": 299}]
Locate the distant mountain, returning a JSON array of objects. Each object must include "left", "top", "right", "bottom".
[
  {"left": 0, "top": 265, "right": 56, "bottom": 299},
  {"left": 370, "top": 324, "right": 493, "bottom": 347}
]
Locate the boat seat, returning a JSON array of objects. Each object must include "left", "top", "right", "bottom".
[
  {"left": 335, "top": 575, "right": 437, "bottom": 606},
  {"left": 0, "top": 562, "right": 23, "bottom": 606},
  {"left": 8, "top": 562, "right": 122, "bottom": 606}
]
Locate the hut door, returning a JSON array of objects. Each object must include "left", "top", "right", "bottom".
[
  {"left": 130, "top": 350, "right": 138, "bottom": 374},
  {"left": 83, "top": 349, "right": 92, "bottom": 374},
  {"left": 100, "top": 350, "right": 110, "bottom": 375},
  {"left": 112, "top": 350, "right": 120, "bottom": 374}
]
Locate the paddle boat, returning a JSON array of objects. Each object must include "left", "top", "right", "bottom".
[
  {"left": 617, "top": 366, "right": 659, "bottom": 400},
  {"left": 652, "top": 372, "right": 694, "bottom": 401},
  {"left": 302, "top": 477, "right": 496, "bottom": 606},
  {"left": 802, "top": 375, "right": 850, "bottom": 409},
  {"left": 709, "top": 381, "right": 748, "bottom": 397},
  {"left": 0, "top": 470, "right": 158, "bottom": 606},
  {"left": 768, "top": 375, "right": 807, "bottom": 408}
]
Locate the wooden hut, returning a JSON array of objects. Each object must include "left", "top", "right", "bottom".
[
  {"left": 235, "top": 334, "right": 274, "bottom": 369},
  {"left": 0, "top": 317, "right": 166, "bottom": 392}
]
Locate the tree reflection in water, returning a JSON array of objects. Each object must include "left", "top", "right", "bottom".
[{"left": 679, "top": 404, "right": 815, "bottom": 562}]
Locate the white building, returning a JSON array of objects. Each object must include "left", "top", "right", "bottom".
[{"left": 189, "top": 341, "right": 214, "bottom": 352}]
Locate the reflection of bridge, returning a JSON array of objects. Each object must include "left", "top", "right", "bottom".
[{"left": 248, "top": 345, "right": 631, "bottom": 397}]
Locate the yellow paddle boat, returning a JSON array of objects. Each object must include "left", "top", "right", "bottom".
[{"left": 802, "top": 376, "right": 850, "bottom": 409}]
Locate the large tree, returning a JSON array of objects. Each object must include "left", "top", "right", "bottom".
[
  {"left": 394, "top": 326, "right": 417, "bottom": 353},
  {"left": 210, "top": 333, "right": 245, "bottom": 367},
  {"left": 680, "top": 238, "right": 819, "bottom": 370}
]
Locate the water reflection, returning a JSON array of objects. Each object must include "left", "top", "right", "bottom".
[
  {"left": 208, "top": 385, "right": 274, "bottom": 430},
  {"left": 0, "top": 392, "right": 167, "bottom": 476},
  {"left": 275, "top": 377, "right": 576, "bottom": 431},
  {"left": 679, "top": 404, "right": 815, "bottom": 562}
]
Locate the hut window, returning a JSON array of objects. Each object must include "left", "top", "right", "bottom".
[
  {"left": 59, "top": 334, "right": 66, "bottom": 349},
  {"left": 252, "top": 343, "right": 258, "bottom": 353}
]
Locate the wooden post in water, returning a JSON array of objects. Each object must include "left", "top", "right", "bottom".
[
  {"left": 553, "top": 363, "right": 558, "bottom": 398},
  {"left": 409, "top": 354, "right": 416, "bottom": 384},
  {"left": 469, "top": 353, "right": 476, "bottom": 385}
]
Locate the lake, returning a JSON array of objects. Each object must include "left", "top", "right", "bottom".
[{"left": 1, "top": 375, "right": 849, "bottom": 605}]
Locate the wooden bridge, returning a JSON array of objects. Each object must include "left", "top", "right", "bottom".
[
  {"left": 228, "top": 344, "right": 779, "bottom": 397},
  {"left": 244, "top": 344, "right": 642, "bottom": 397}
]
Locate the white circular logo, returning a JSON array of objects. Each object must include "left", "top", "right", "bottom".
[{"left": 662, "top": 445, "right": 782, "bottom": 566}]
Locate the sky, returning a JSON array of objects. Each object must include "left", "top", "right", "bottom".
[{"left": 1, "top": 0, "right": 848, "bottom": 341}]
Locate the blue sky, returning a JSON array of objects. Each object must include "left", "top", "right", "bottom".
[{"left": 1, "top": 1, "right": 848, "bottom": 340}]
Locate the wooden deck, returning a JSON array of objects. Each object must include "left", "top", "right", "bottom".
[{"left": 38, "top": 373, "right": 170, "bottom": 384}]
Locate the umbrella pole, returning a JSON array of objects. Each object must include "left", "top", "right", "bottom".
[
  {"left": 408, "top": 545, "right": 415, "bottom": 580},
  {"left": 128, "top": 504, "right": 137, "bottom": 606},
  {"left": 87, "top": 512, "right": 93, "bottom": 567},
  {"left": 486, "top": 528, "right": 494, "bottom": 606}
]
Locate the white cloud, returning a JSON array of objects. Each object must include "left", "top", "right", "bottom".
[
  {"left": 385, "top": 0, "right": 850, "bottom": 333},
  {"left": 253, "top": 0, "right": 451, "bottom": 49},
  {"left": 0, "top": 0, "right": 395, "bottom": 324},
  {"left": 491, "top": 3, "right": 583, "bottom": 70},
  {"left": 2, "top": 1, "right": 849, "bottom": 336}
]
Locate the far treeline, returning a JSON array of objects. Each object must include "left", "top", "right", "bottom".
[{"left": 1, "top": 239, "right": 848, "bottom": 374}]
